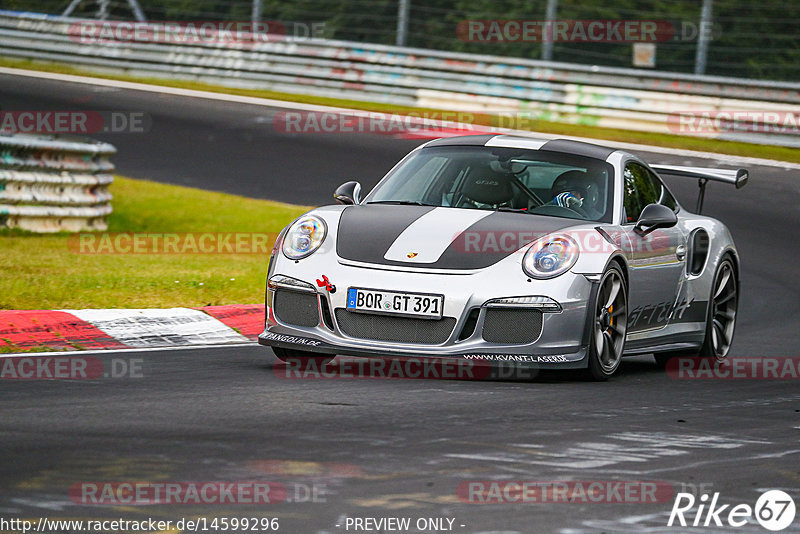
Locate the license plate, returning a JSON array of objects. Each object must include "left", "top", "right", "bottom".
[{"left": 346, "top": 288, "right": 444, "bottom": 319}]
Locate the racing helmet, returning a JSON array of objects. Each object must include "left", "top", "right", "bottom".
[{"left": 550, "top": 170, "right": 603, "bottom": 213}]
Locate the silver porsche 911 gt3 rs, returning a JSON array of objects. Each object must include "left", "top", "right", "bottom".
[{"left": 258, "top": 135, "right": 746, "bottom": 379}]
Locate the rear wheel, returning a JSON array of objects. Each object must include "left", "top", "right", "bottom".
[
  {"left": 586, "top": 265, "right": 628, "bottom": 381},
  {"left": 272, "top": 347, "right": 334, "bottom": 367},
  {"left": 699, "top": 257, "right": 738, "bottom": 360}
]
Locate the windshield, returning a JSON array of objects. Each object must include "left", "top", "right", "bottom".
[{"left": 366, "top": 145, "right": 615, "bottom": 223}]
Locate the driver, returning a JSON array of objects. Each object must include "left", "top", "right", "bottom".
[{"left": 549, "top": 170, "right": 605, "bottom": 219}]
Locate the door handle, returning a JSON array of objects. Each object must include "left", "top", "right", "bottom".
[{"left": 676, "top": 245, "right": 687, "bottom": 261}]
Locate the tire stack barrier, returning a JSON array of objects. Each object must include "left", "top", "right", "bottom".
[{"left": 0, "top": 133, "right": 116, "bottom": 232}]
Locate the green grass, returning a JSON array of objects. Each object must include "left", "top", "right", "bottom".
[
  {"left": 0, "top": 344, "right": 59, "bottom": 354},
  {"left": 0, "top": 176, "right": 310, "bottom": 309},
  {"left": 2, "top": 56, "right": 799, "bottom": 164}
]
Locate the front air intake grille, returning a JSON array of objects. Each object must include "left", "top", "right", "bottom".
[
  {"left": 334, "top": 309, "right": 456, "bottom": 344},
  {"left": 482, "top": 308, "right": 543, "bottom": 344},
  {"left": 273, "top": 290, "right": 320, "bottom": 327}
]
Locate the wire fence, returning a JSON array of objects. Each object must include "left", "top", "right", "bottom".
[{"left": 0, "top": 0, "right": 797, "bottom": 81}]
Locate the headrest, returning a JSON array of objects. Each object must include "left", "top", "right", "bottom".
[{"left": 462, "top": 168, "right": 514, "bottom": 205}]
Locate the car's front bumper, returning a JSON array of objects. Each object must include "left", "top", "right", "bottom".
[{"left": 258, "top": 255, "right": 598, "bottom": 369}]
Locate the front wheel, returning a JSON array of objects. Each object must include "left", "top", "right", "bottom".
[
  {"left": 586, "top": 265, "right": 628, "bottom": 381},
  {"left": 272, "top": 347, "right": 334, "bottom": 367}
]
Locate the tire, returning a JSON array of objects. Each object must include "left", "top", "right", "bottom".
[
  {"left": 698, "top": 257, "right": 738, "bottom": 360},
  {"left": 585, "top": 264, "right": 628, "bottom": 381},
  {"left": 272, "top": 347, "right": 334, "bottom": 367}
]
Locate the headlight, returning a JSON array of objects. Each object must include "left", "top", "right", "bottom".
[
  {"left": 522, "top": 234, "right": 579, "bottom": 279},
  {"left": 282, "top": 215, "right": 327, "bottom": 260}
]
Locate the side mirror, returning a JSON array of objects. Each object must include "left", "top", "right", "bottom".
[
  {"left": 334, "top": 181, "right": 361, "bottom": 205},
  {"left": 635, "top": 203, "right": 677, "bottom": 235}
]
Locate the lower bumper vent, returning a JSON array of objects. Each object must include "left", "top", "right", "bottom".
[
  {"left": 482, "top": 308, "right": 543, "bottom": 344},
  {"left": 334, "top": 309, "right": 456, "bottom": 344},
  {"left": 273, "top": 290, "right": 320, "bottom": 327}
]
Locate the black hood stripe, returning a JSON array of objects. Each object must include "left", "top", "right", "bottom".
[
  {"left": 336, "top": 205, "right": 576, "bottom": 270},
  {"left": 336, "top": 205, "right": 434, "bottom": 263}
]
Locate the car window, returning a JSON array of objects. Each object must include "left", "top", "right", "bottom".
[
  {"left": 623, "top": 162, "right": 678, "bottom": 222},
  {"left": 379, "top": 156, "right": 449, "bottom": 200},
  {"left": 645, "top": 168, "right": 678, "bottom": 211},
  {"left": 366, "top": 146, "right": 615, "bottom": 223},
  {"left": 623, "top": 163, "right": 656, "bottom": 222}
]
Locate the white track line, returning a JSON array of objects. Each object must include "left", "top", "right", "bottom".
[
  {"left": 0, "top": 342, "right": 257, "bottom": 359},
  {"left": 0, "top": 66, "right": 361, "bottom": 113},
  {"left": 63, "top": 307, "right": 249, "bottom": 347},
  {"left": 2, "top": 66, "right": 800, "bottom": 170}
]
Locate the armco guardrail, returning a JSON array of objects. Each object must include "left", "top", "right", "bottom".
[
  {"left": 1, "top": 11, "right": 799, "bottom": 146},
  {"left": 0, "top": 133, "right": 115, "bottom": 232}
]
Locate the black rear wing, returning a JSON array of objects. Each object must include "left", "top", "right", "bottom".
[{"left": 650, "top": 164, "right": 749, "bottom": 214}]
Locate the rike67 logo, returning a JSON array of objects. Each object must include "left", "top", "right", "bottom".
[{"left": 669, "top": 490, "right": 796, "bottom": 531}]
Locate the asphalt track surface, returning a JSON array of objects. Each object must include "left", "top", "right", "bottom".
[{"left": 2, "top": 73, "right": 800, "bottom": 533}]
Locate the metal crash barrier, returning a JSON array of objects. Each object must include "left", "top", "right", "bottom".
[
  {"left": 1, "top": 10, "right": 799, "bottom": 146},
  {"left": 0, "top": 133, "right": 115, "bottom": 232}
]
